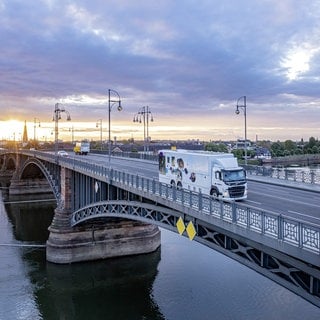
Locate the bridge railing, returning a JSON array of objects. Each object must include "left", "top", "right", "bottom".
[
  {"left": 16, "top": 151, "right": 320, "bottom": 257},
  {"left": 246, "top": 165, "right": 320, "bottom": 185}
]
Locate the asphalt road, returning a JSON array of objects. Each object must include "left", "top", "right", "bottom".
[
  {"left": 79, "top": 153, "right": 320, "bottom": 224},
  {"left": 246, "top": 180, "right": 320, "bottom": 224}
]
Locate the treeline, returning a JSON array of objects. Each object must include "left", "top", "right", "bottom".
[
  {"left": 270, "top": 137, "right": 320, "bottom": 157},
  {"left": 204, "top": 137, "right": 320, "bottom": 158}
]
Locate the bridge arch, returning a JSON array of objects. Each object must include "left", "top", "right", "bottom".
[
  {"left": 71, "top": 200, "right": 180, "bottom": 230},
  {"left": 6, "top": 156, "right": 16, "bottom": 170},
  {"left": 18, "top": 158, "right": 60, "bottom": 201},
  {"left": 20, "top": 162, "right": 45, "bottom": 179},
  {"left": 0, "top": 154, "right": 17, "bottom": 171}
]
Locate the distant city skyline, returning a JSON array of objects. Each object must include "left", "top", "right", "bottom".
[
  {"left": 0, "top": 119, "right": 316, "bottom": 144},
  {"left": 1, "top": 1, "right": 320, "bottom": 141}
]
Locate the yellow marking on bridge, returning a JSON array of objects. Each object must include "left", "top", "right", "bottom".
[
  {"left": 186, "top": 221, "right": 196, "bottom": 240},
  {"left": 176, "top": 217, "right": 185, "bottom": 235},
  {"left": 176, "top": 217, "right": 197, "bottom": 240}
]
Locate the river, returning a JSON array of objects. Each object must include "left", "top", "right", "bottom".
[{"left": 0, "top": 178, "right": 319, "bottom": 320}]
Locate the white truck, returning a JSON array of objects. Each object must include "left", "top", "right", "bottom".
[
  {"left": 158, "top": 149, "right": 247, "bottom": 200},
  {"left": 74, "top": 141, "right": 90, "bottom": 155}
]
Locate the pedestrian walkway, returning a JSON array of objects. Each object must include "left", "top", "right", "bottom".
[{"left": 247, "top": 174, "right": 320, "bottom": 193}]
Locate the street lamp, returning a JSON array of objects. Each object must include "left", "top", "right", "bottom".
[
  {"left": 53, "top": 103, "right": 71, "bottom": 156},
  {"left": 133, "top": 106, "right": 154, "bottom": 152},
  {"left": 96, "top": 119, "right": 103, "bottom": 151},
  {"left": 108, "top": 89, "right": 122, "bottom": 163},
  {"left": 235, "top": 95, "right": 247, "bottom": 165},
  {"left": 69, "top": 126, "right": 74, "bottom": 144},
  {"left": 33, "top": 117, "right": 41, "bottom": 148}
]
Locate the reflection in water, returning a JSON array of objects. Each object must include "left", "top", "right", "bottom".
[
  {"left": 5, "top": 194, "right": 56, "bottom": 242},
  {"left": 24, "top": 248, "right": 164, "bottom": 320}
]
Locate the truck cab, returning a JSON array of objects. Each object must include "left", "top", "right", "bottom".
[{"left": 212, "top": 167, "right": 247, "bottom": 199}]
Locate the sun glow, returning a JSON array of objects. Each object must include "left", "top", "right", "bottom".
[
  {"left": 0, "top": 120, "right": 72, "bottom": 142},
  {"left": 281, "top": 46, "right": 318, "bottom": 81},
  {"left": 0, "top": 120, "right": 25, "bottom": 140}
]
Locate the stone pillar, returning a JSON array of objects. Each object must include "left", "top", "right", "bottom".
[
  {"left": 46, "top": 166, "right": 74, "bottom": 263},
  {"left": 60, "top": 165, "right": 72, "bottom": 211},
  {"left": 46, "top": 167, "right": 161, "bottom": 264}
]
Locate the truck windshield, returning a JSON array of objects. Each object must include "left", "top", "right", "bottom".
[{"left": 221, "top": 169, "right": 246, "bottom": 182}]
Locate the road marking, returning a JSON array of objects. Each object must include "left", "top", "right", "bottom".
[
  {"left": 288, "top": 210, "right": 320, "bottom": 221},
  {"left": 246, "top": 200, "right": 262, "bottom": 205},
  {"left": 249, "top": 190, "right": 320, "bottom": 208}
]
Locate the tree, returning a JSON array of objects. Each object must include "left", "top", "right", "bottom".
[
  {"left": 270, "top": 141, "right": 284, "bottom": 157},
  {"left": 232, "top": 149, "right": 244, "bottom": 160},
  {"left": 308, "top": 137, "right": 317, "bottom": 148},
  {"left": 205, "top": 142, "right": 228, "bottom": 153},
  {"left": 284, "top": 140, "right": 296, "bottom": 152}
]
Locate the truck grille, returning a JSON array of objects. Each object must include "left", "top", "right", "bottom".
[{"left": 229, "top": 186, "right": 245, "bottom": 198}]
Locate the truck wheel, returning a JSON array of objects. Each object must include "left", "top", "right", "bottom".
[
  {"left": 177, "top": 182, "right": 182, "bottom": 190},
  {"left": 210, "top": 188, "right": 219, "bottom": 197},
  {"left": 170, "top": 180, "right": 176, "bottom": 188}
]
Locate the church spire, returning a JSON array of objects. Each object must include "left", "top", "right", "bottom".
[{"left": 22, "top": 120, "right": 28, "bottom": 143}]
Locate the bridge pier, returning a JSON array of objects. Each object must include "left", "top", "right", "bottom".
[
  {"left": 46, "top": 211, "right": 161, "bottom": 264},
  {"left": 46, "top": 167, "right": 161, "bottom": 264}
]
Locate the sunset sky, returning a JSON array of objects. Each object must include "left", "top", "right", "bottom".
[{"left": 1, "top": 0, "right": 320, "bottom": 142}]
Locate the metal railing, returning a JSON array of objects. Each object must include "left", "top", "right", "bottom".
[{"left": 246, "top": 165, "right": 320, "bottom": 185}]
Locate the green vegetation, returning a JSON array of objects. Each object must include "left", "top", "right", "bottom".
[
  {"left": 205, "top": 142, "right": 228, "bottom": 153},
  {"left": 231, "top": 148, "right": 256, "bottom": 159},
  {"left": 270, "top": 137, "right": 319, "bottom": 157},
  {"left": 204, "top": 137, "right": 320, "bottom": 165}
]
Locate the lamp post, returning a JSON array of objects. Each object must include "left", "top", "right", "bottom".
[
  {"left": 69, "top": 126, "right": 74, "bottom": 144},
  {"left": 96, "top": 119, "right": 103, "bottom": 150},
  {"left": 235, "top": 96, "right": 247, "bottom": 165},
  {"left": 33, "top": 118, "right": 41, "bottom": 148},
  {"left": 53, "top": 103, "right": 71, "bottom": 156},
  {"left": 108, "top": 89, "right": 122, "bottom": 163},
  {"left": 133, "top": 106, "right": 154, "bottom": 152}
]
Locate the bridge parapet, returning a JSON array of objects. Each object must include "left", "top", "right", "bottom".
[{"left": 246, "top": 165, "right": 320, "bottom": 185}]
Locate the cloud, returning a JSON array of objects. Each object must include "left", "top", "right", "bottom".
[{"left": 0, "top": 0, "right": 320, "bottom": 141}]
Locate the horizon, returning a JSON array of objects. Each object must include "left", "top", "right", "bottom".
[{"left": 0, "top": 119, "right": 316, "bottom": 145}]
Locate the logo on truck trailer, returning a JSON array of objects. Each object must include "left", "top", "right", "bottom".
[{"left": 158, "top": 149, "right": 247, "bottom": 200}]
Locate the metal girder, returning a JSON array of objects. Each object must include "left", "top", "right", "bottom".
[{"left": 71, "top": 200, "right": 179, "bottom": 230}]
